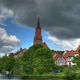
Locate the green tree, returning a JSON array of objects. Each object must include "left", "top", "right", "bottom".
[
  {"left": 0, "top": 55, "right": 15, "bottom": 74},
  {"left": 0, "top": 58, "right": 4, "bottom": 72},
  {"left": 22, "top": 45, "right": 55, "bottom": 75},
  {"left": 33, "top": 48, "right": 55, "bottom": 74},
  {"left": 63, "top": 67, "right": 76, "bottom": 80},
  {"left": 1, "top": 55, "right": 8, "bottom": 71},
  {"left": 73, "top": 50, "right": 80, "bottom": 68},
  {"left": 5, "top": 55, "right": 15, "bottom": 74}
]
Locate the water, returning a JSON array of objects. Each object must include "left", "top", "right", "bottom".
[
  {"left": 0, "top": 74, "right": 66, "bottom": 80},
  {"left": 0, "top": 74, "right": 21, "bottom": 80}
]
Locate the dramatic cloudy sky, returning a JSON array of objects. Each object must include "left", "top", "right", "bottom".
[{"left": 0, "top": 0, "right": 80, "bottom": 56}]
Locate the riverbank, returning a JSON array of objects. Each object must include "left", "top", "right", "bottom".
[
  {"left": 0, "top": 72, "right": 66, "bottom": 80},
  {"left": 12, "top": 73, "right": 66, "bottom": 80},
  {"left": 0, "top": 74, "right": 66, "bottom": 80},
  {"left": 1, "top": 72, "right": 80, "bottom": 80}
]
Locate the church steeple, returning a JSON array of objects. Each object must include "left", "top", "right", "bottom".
[
  {"left": 37, "top": 16, "right": 40, "bottom": 28},
  {"left": 34, "top": 17, "right": 43, "bottom": 45}
]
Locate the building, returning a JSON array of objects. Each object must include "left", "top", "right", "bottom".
[
  {"left": 9, "top": 48, "right": 26, "bottom": 58},
  {"left": 14, "top": 48, "right": 26, "bottom": 58},
  {"left": 63, "top": 45, "right": 80, "bottom": 66},
  {"left": 53, "top": 45, "right": 80, "bottom": 66},
  {"left": 53, "top": 53, "right": 66, "bottom": 66},
  {"left": 9, "top": 17, "right": 48, "bottom": 58},
  {"left": 63, "top": 50, "right": 78, "bottom": 66},
  {"left": 34, "top": 17, "right": 43, "bottom": 45},
  {"left": 33, "top": 17, "right": 48, "bottom": 48},
  {"left": 43, "top": 42, "right": 48, "bottom": 48}
]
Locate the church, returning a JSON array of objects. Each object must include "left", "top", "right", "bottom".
[
  {"left": 33, "top": 17, "right": 48, "bottom": 48},
  {"left": 11, "top": 17, "right": 48, "bottom": 58}
]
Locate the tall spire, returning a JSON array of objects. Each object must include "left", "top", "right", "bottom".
[
  {"left": 34, "top": 16, "right": 43, "bottom": 45},
  {"left": 37, "top": 16, "right": 40, "bottom": 28}
]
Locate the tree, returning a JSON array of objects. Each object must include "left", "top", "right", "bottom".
[
  {"left": 63, "top": 67, "right": 76, "bottom": 80},
  {"left": 22, "top": 45, "right": 55, "bottom": 75},
  {"left": 73, "top": 50, "right": 80, "bottom": 68},
  {"left": 1, "top": 55, "right": 8, "bottom": 71},
  {"left": 0, "top": 54, "right": 15, "bottom": 74},
  {"left": 0, "top": 58, "right": 4, "bottom": 72},
  {"left": 5, "top": 55, "right": 15, "bottom": 73},
  {"left": 33, "top": 48, "right": 55, "bottom": 74}
]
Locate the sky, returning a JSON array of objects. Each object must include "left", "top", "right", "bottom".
[{"left": 0, "top": 0, "right": 80, "bottom": 56}]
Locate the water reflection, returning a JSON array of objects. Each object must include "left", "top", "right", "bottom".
[
  {"left": 0, "top": 74, "right": 20, "bottom": 80},
  {"left": 0, "top": 74, "right": 66, "bottom": 80}
]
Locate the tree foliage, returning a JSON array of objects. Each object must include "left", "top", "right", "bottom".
[
  {"left": 22, "top": 45, "right": 55, "bottom": 75},
  {"left": 73, "top": 50, "right": 80, "bottom": 68},
  {"left": 0, "top": 55, "right": 15, "bottom": 74},
  {"left": 0, "top": 45, "right": 55, "bottom": 76}
]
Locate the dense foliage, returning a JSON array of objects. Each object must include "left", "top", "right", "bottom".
[
  {"left": 73, "top": 50, "right": 80, "bottom": 68},
  {"left": 52, "top": 50, "right": 64, "bottom": 55},
  {"left": 0, "top": 45, "right": 80, "bottom": 80},
  {"left": 22, "top": 45, "right": 55, "bottom": 75},
  {"left": 0, "top": 55, "right": 15, "bottom": 73},
  {"left": 0, "top": 44, "right": 55, "bottom": 76}
]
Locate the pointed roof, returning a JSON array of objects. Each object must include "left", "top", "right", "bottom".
[
  {"left": 36, "top": 16, "right": 41, "bottom": 29},
  {"left": 38, "top": 16, "right": 40, "bottom": 26}
]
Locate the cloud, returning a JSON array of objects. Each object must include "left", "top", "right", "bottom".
[
  {"left": 0, "top": 27, "right": 20, "bottom": 54},
  {"left": 0, "top": 0, "right": 79, "bottom": 39},
  {"left": 48, "top": 33, "right": 80, "bottom": 50},
  {"left": 0, "top": 7, "right": 14, "bottom": 21},
  {"left": 0, "top": 0, "right": 80, "bottom": 49}
]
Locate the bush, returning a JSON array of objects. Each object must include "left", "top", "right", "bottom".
[{"left": 63, "top": 67, "right": 76, "bottom": 80}]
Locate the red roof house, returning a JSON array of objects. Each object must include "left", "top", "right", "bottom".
[
  {"left": 53, "top": 53, "right": 66, "bottom": 66},
  {"left": 53, "top": 53, "right": 62, "bottom": 60},
  {"left": 63, "top": 50, "right": 78, "bottom": 58}
]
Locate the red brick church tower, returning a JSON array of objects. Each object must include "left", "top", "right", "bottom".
[{"left": 34, "top": 17, "right": 43, "bottom": 45}]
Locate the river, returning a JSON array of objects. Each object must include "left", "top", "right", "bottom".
[
  {"left": 0, "top": 74, "right": 66, "bottom": 80},
  {"left": 0, "top": 74, "right": 21, "bottom": 80}
]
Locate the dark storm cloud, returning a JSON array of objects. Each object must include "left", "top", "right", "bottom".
[{"left": 0, "top": 0, "right": 80, "bottom": 39}]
